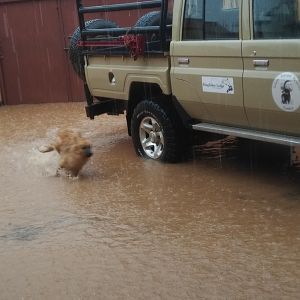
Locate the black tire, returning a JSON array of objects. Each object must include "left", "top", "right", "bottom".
[
  {"left": 131, "top": 100, "right": 183, "bottom": 162},
  {"left": 134, "top": 11, "right": 172, "bottom": 27},
  {"left": 135, "top": 11, "right": 162, "bottom": 27},
  {"left": 134, "top": 11, "right": 172, "bottom": 46},
  {"left": 69, "top": 19, "right": 118, "bottom": 79}
]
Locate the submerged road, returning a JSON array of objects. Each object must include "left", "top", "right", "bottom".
[{"left": 0, "top": 102, "right": 299, "bottom": 299}]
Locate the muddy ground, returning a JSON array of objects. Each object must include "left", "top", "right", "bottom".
[{"left": 0, "top": 102, "right": 299, "bottom": 299}]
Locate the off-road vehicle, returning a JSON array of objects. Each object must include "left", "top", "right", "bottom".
[{"left": 70, "top": 0, "right": 300, "bottom": 162}]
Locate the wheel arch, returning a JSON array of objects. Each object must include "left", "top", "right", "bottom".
[{"left": 126, "top": 82, "right": 172, "bottom": 136}]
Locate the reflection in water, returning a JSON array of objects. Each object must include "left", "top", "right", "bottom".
[{"left": 0, "top": 103, "right": 299, "bottom": 299}]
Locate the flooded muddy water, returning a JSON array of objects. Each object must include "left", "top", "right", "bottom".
[{"left": 0, "top": 103, "right": 299, "bottom": 299}]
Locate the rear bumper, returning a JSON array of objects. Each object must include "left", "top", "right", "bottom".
[{"left": 85, "top": 100, "right": 126, "bottom": 119}]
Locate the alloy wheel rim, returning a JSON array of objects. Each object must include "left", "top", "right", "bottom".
[{"left": 139, "top": 116, "right": 164, "bottom": 159}]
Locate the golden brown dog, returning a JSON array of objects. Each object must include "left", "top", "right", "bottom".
[{"left": 39, "top": 130, "right": 93, "bottom": 177}]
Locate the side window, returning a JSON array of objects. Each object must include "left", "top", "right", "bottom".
[
  {"left": 182, "top": 0, "right": 240, "bottom": 40},
  {"left": 253, "top": 0, "right": 300, "bottom": 39},
  {"left": 182, "top": 0, "right": 204, "bottom": 40}
]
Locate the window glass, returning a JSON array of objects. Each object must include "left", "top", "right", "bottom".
[
  {"left": 182, "top": 0, "right": 240, "bottom": 40},
  {"left": 253, "top": 0, "right": 300, "bottom": 39},
  {"left": 182, "top": 0, "right": 204, "bottom": 40}
]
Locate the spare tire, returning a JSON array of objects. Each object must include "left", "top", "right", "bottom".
[
  {"left": 69, "top": 19, "right": 118, "bottom": 79},
  {"left": 135, "top": 11, "right": 172, "bottom": 27},
  {"left": 134, "top": 11, "right": 172, "bottom": 50}
]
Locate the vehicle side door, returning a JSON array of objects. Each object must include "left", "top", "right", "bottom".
[
  {"left": 243, "top": 0, "right": 300, "bottom": 135},
  {"left": 170, "top": 0, "right": 248, "bottom": 127}
]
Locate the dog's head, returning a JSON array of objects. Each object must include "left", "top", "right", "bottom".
[
  {"left": 78, "top": 141, "right": 93, "bottom": 158},
  {"left": 71, "top": 138, "right": 93, "bottom": 158},
  {"left": 55, "top": 130, "right": 93, "bottom": 158}
]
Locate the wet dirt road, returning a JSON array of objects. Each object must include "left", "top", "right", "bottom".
[{"left": 0, "top": 103, "right": 299, "bottom": 299}]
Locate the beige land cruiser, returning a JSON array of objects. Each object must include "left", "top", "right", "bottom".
[{"left": 70, "top": 0, "right": 300, "bottom": 162}]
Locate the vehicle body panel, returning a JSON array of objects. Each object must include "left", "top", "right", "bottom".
[
  {"left": 170, "top": 40, "right": 246, "bottom": 126},
  {"left": 85, "top": 56, "right": 171, "bottom": 100}
]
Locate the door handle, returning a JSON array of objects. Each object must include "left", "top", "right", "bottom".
[
  {"left": 253, "top": 59, "right": 269, "bottom": 67},
  {"left": 177, "top": 57, "right": 190, "bottom": 65}
]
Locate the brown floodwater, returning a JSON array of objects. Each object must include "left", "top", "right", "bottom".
[{"left": 0, "top": 102, "right": 299, "bottom": 299}]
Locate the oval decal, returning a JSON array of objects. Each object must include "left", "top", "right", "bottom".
[{"left": 272, "top": 72, "right": 300, "bottom": 112}]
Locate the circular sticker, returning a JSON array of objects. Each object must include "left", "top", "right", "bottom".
[{"left": 272, "top": 72, "right": 300, "bottom": 112}]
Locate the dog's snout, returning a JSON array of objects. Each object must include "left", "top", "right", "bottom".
[{"left": 84, "top": 148, "right": 93, "bottom": 157}]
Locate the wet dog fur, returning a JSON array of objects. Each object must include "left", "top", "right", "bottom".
[{"left": 39, "top": 130, "right": 93, "bottom": 177}]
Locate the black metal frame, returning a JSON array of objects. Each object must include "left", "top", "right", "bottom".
[{"left": 75, "top": 0, "right": 170, "bottom": 55}]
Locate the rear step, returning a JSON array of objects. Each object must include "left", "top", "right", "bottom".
[{"left": 192, "top": 123, "right": 300, "bottom": 146}]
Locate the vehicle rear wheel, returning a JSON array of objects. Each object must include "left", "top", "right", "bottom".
[
  {"left": 69, "top": 19, "right": 118, "bottom": 79},
  {"left": 131, "top": 100, "right": 183, "bottom": 162}
]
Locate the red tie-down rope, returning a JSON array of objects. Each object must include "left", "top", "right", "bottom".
[{"left": 77, "top": 34, "right": 145, "bottom": 60}]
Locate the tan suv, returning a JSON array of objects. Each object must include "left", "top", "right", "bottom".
[{"left": 71, "top": 0, "right": 300, "bottom": 162}]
